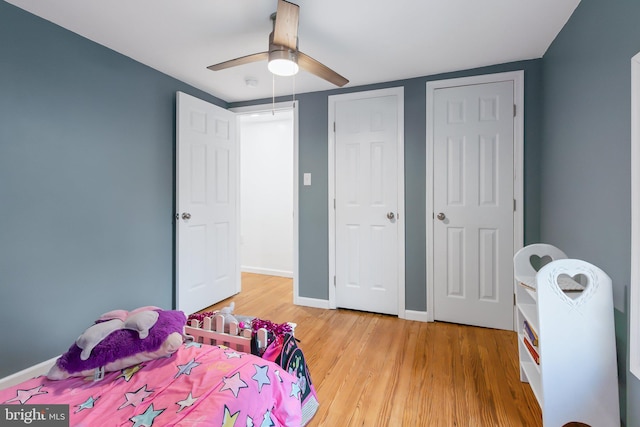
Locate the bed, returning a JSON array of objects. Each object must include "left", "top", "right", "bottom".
[{"left": 0, "top": 307, "right": 315, "bottom": 426}]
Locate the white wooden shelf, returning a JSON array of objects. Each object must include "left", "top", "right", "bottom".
[
  {"left": 513, "top": 244, "right": 620, "bottom": 426},
  {"left": 520, "top": 359, "right": 543, "bottom": 406},
  {"left": 517, "top": 302, "right": 538, "bottom": 329},
  {"left": 518, "top": 335, "right": 540, "bottom": 367}
]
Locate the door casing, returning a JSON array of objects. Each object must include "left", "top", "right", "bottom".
[
  {"left": 426, "top": 71, "right": 524, "bottom": 327},
  {"left": 328, "top": 87, "right": 406, "bottom": 317}
]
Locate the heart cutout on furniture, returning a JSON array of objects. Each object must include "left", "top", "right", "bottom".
[
  {"left": 556, "top": 273, "right": 588, "bottom": 300},
  {"left": 529, "top": 254, "right": 553, "bottom": 272}
]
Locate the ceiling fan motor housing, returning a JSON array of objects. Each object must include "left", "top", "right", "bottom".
[
  {"left": 267, "top": 31, "right": 299, "bottom": 76},
  {"left": 268, "top": 47, "right": 297, "bottom": 64}
]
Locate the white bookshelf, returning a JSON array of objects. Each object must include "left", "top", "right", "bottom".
[{"left": 514, "top": 245, "right": 620, "bottom": 426}]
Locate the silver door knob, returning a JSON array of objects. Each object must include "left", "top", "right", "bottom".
[
  {"left": 437, "top": 212, "right": 446, "bottom": 221},
  {"left": 387, "top": 212, "right": 395, "bottom": 220},
  {"left": 182, "top": 212, "right": 191, "bottom": 220}
]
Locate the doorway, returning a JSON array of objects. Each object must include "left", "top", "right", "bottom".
[
  {"left": 233, "top": 102, "right": 299, "bottom": 302},
  {"left": 426, "top": 71, "right": 524, "bottom": 330},
  {"left": 238, "top": 110, "right": 294, "bottom": 277}
]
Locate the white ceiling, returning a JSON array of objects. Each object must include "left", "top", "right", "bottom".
[{"left": 7, "top": 0, "right": 580, "bottom": 103}]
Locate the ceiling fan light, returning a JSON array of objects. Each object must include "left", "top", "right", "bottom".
[
  {"left": 269, "top": 59, "right": 299, "bottom": 76},
  {"left": 268, "top": 50, "right": 299, "bottom": 76}
]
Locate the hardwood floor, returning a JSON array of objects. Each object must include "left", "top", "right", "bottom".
[{"left": 200, "top": 273, "right": 543, "bottom": 427}]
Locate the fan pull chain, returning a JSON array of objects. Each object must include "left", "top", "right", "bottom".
[
  {"left": 272, "top": 74, "right": 276, "bottom": 115},
  {"left": 292, "top": 74, "right": 296, "bottom": 107}
]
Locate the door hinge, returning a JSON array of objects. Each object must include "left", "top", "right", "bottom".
[
  {"left": 334, "top": 276, "right": 336, "bottom": 287},
  {"left": 334, "top": 198, "right": 336, "bottom": 209},
  {"left": 513, "top": 199, "right": 516, "bottom": 212},
  {"left": 513, "top": 104, "right": 516, "bottom": 117},
  {"left": 514, "top": 294, "right": 516, "bottom": 306},
  {"left": 333, "top": 122, "right": 336, "bottom": 133}
]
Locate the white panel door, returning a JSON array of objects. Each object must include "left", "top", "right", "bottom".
[
  {"left": 335, "top": 94, "right": 399, "bottom": 315},
  {"left": 176, "top": 91, "right": 238, "bottom": 315},
  {"left": 432, "top": 81, "right": 514, "bottom": 330}
]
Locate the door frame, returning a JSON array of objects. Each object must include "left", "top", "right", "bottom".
[
  {"left": 328, "top": 87, "right": 406, "bottom": 317},
  {"left": 231, "top": 101, "right": 300, "bottom": 304},
  {"left": 425, "top": 71, "right": 524, "bottom": 325},
  {"left": 629, "top": 51, "right": 640, "bottom": 379}
]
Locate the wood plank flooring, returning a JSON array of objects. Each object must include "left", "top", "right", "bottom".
[{"left": 200, "top": 273, "right": 543, "bottom": 427}]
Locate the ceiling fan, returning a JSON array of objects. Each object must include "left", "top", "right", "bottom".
[{"left": 207, "top": 0, "right": 348, "bottom": 87}]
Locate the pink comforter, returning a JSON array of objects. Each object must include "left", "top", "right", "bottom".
[{"left": 0, "top": 342, "right": 302, "bottom": 426}]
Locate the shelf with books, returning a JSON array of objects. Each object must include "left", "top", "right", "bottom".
[
  {"left": 518, "top": 332, "right": 540, "bottom": 364},
  {"left": 523, "top": 319, "right": 538, "bottom": 346},
  {"left": 515, "top": 275, "right": 536, "bottom": 291},
  {"left": 522, "top": 335, "right": 539, "bottom": 364},
  {"left": 513, "top": 244, "right": 620, "bottom": 426},
  {"left": 517, "top": 303, "right": 538, "bottom": 332},
  {"left": 522, "top": 285, "right": 537, "bottom": 302}
]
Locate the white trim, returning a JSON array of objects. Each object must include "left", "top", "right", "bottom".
[
  {"left": 425, "top": 71, "right": 525, "bottom": 327},
  {"left": 295, "top": 296, "right": 331, "bottom": 310},
  {"left": 0, "top": 356, "right": 58, "bottom": 390},
  {"left": 328, "top": 99, "right": 337, "bottom": 309},
  {"left": 231, "top": 101, "right": 300, "bottom": 304},
  {"left": 327, "top": 87, "right": 406, "bottom": 317},
  {"left": 231, "top": 102, "right": 296, "bottom": 115},
  {"left": 630, "top": 52, "right": 640, "bottom": 379},
  {"left": 240, "top": 266, "right": 293, "bottom": 278},
  {"left": 404, "top": 310, "right": 430, "bottom": 322}
]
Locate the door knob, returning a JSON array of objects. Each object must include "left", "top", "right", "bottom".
[
  {"left": 182, "top": 212, "right": 192, "bottom": 220},
  {"left": 437, "top": 212, "right": 446, "bottom": 221},
  {"left": 387, "top": 212, "right": 395, "bottom": 220}
]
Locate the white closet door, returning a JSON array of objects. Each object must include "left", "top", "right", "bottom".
[
  {"left": 335, "top": 94, "right": 400, "bottom": 315},
  {"left": 432, "top": 81, "right": 514, "bottom": 330}
]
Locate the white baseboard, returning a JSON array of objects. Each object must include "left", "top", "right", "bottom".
[
  {"left": 291, "top": 300, "right": 429, "bottom": 318},
  {"left": 294, "top": 296, "right": 330, "bottom": 309},
  {"left": 241, "top": 266, "right": 293, "bottom": 278},
  {"left": 403, "top": 310, "right": 430, "bottom": 322},
  {"left": 0, "top": 356, "right": 59, "bottom": 390}
]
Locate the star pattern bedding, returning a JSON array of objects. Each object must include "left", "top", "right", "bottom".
[{"left": 0, "top": 342, "right": 302, "bottom": 426}]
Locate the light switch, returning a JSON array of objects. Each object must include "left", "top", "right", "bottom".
[{"left": 303, "top": 173, "right": 311, "bottom": 186}]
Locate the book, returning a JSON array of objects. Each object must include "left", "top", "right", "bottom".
[
  {"left": 518, "top": 279, "right": 536, "bottom": 291},
  {"left": 523, "top": 336, "right": 540, "bottom": 365},
  {"left": 557, "top": 275, "right": 586, "bottom": 292},
  {"left": 518, "top": 275, "right": 585, "bottom": 292},
  {"left": 523, "top": 320, "right": 539, "bottom": 347}
]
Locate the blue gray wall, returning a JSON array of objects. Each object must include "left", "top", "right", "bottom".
[
  {"left": 0, "top": 1, "right": 226, "bottom": 377},
  {"left": 541, "top": 0, "right": 640, "bottom": 425}
]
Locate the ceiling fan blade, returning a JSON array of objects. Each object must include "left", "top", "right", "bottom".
[
  {"left": 207, "top": 52, "right": 268, "bottom": 71},
  {"left": 272, "top": 0, "right": 299, "bottom": 51},
  {"left": 298, "top": 51, "right": 349, "bottom": 87}
]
